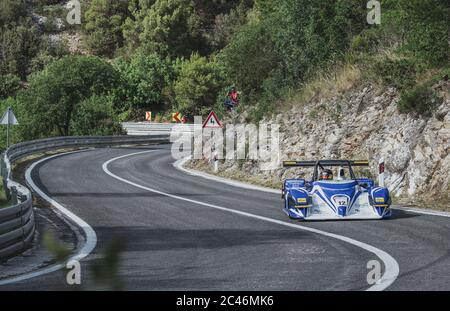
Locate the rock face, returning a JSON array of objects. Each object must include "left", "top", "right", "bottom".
[{"left": 219, "top": 80, "right": 450, "bottom": 205}]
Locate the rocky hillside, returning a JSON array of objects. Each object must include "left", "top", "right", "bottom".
[{"left": 192, "top": 78, "right": 450, "bottom": 209}]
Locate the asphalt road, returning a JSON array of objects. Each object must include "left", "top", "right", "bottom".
[{"left": 1, "top": 146, "right": 450, "bottom": 290}]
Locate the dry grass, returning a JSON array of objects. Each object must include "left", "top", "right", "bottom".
[{"left": 284, "top": 63, "right": 362, "bottom": 109}]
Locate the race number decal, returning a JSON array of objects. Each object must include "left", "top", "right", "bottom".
[{"left": 333, "top": 196, "right": 349, "bottom": 206}]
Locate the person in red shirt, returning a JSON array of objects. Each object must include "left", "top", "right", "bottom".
[{"left": 225, "top": 87, "right": 239, "bottom": 111}]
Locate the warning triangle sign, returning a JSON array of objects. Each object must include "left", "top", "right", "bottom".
[
  {"left": 202, "top": 111, "right": 222, "bottom": 128},
  {"left": 0, "top": 107, "right": 18, "bottom": 125}
]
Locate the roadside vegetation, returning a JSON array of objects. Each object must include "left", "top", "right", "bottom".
[
  {"left": 0, "top": 182, "right": 11, "bottom": 208},
  {"left": 0, "top": 0, "right": 448, "bottom": 150}
]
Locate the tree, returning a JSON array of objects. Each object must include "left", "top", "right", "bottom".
[
  {"left": 174, "top": 53, "right": 225, "bottom": 115},
  {"left": 15, "top": 56, "right": 120, "bottom": 138},
  {"left": 121, "top": 0, "right": 157, "bottom": 54},
  {"left": 70, "top": 95, "right": 124, "bottom": 136},
  {"left": 114, "top": 53, "right": 173, "bottom": 120},
  {"left": 206, "top": 1, "right": 250, "bottom": 50},
  {"left": 84, "top": 0, "right": 130, "bottom": 57},
  {"left": 219, "top": 19, "right": 281, "bottom": 96},
  {"left": 123, "top": 0, "right": 204, "bottom": 58},
  {"left": 0, "top": 74, "right": 21, "bottom": 100},
  {"left": 218, "top": 0, "right": 370, "bottom": 107},
  {"left": 0, "top": 0, "right": 27, "bottom": 27},
  {"left": 0, "top": 22, "right": 43, "bottom": 80}
]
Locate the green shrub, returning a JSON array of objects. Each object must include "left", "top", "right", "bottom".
[
  {"left": 0, "top": 0, "right": 27, "bottom": 27},
  {"left": 219, "top": 19, "right": 281, "bottom": 96},
  {"left": 381, "top": 0, "right": 449, "bottom": 66},
  {"left": 206, "top": 2, "right": 250, "bottom": 50},
  {"left": 0, "top": 182, "right": 11, "bottom": 208},
  {"left": 113, "top": 53, "right": 173, "bottom": 120},
  {"left": 71, "top": 95, "right": 125, "bottom": 136},
  {"left": 84, "top": 0, "right": 129, "bottom": 57},
  {"left": 398, "top": 84, "right": 441, "bottom": 117},
  {"left": 173, "top": 53, "right": 225, "bottom": 116},
  {"left": 0, "top": 74, "right": 21, "bottom": 99},
  {"left": 351, "top": 28, "right": 381, "bottom": 52},
  {"left": 122, "top": 0, "right": 204, "bottom": 58},
  {"left": 372, "top": 58, "right": 416, "bottom": 90},
  {"left": 0, "top": 22, "right": 43, "bottom": 80}
]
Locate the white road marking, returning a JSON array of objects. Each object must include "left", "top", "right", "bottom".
[
  {"left": 174, "top": 157, "right": 450, "bottom": 218},
  {"left": 103, "top": 150, "right": 400, "bottom": 291},
  {"left": 174, "top": 156, "right": 280, "bottom": 194},
  {"left": 0, "top": 150, "right": 97, "bottom": 286}
]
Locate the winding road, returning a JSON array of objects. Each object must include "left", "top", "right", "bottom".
[{"left": 2, "top": 145, "right": 450, "bottom": 290}]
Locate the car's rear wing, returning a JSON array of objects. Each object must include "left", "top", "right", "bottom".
[{"left": 283, "top": 160, "right": 369, "bottom": 168}]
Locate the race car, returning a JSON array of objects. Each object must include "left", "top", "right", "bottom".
[{"left": 281, "top": 160, "right": 392, "bottom": 220}]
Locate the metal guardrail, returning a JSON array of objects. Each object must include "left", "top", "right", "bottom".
[
  {"left": 0, "top": 135, "right": 170, "bottom": 261},
  {"left": 122, "top": 122, "right": 194, "bottom": 136}
]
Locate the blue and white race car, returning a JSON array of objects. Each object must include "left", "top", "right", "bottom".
[{"left": 281, "top": 160, "right": 392, "bottom": 220}]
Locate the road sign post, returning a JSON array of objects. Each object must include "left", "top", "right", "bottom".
[
  {"left": 202, "top": 111, "right": 222, "bottom": 168},
  {"left": 378, "top": 158, "right": 385, "bottom": 187},
  {"left": 0, "top": 107, "right": 19, "bottom": 148}
]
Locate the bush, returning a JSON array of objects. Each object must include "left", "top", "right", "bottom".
[
  {"left": 123, "top": 0, "right": 204, "bottom": 58},
  {"left": 0, "top": 22, "right": 43, "bottom": 80},
  {"left": 206, "top": 2, "right": 250, "bottom": 50},
  {"left": 372, "top": 58, "right": 417, "bottom": 90},
  {"left": 114, "top": 53, "right": 173, "bottom": 120},
  {"left": 381, "top": 0, "right": 449, "bottom": 66},
  {"left": 406, "top": 22, "right": 449, "bottom": 66},
  {"left": 71, "top": 95, "right": 124, "bottom": 136},
  {"left": 0, "top": 0, "right": 27, "bottom": 27},
  {"left": 84, "top": 0, "right": 129, "bottom": 57},
  {"left": 219, "top": 19, "right": 281, "bottom": 96},
  {"left": 351, "top": 28, "right": 382, "bottom": 52},
  {"left": 398, "top": 84, "right": 441, "bottom": 117},
  {"left": 173, "top": 53, "right": 225, "bottom": 116},
  {"left": 29, "top": 39, "right": 70, "bottom": 74},
  {"left": 0, "top": 74, "right": 21, "bottom": 99}
]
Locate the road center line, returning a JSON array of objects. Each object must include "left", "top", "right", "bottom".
[{"left": 102, "top": 150, "right": 400, "bottom": 291}]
